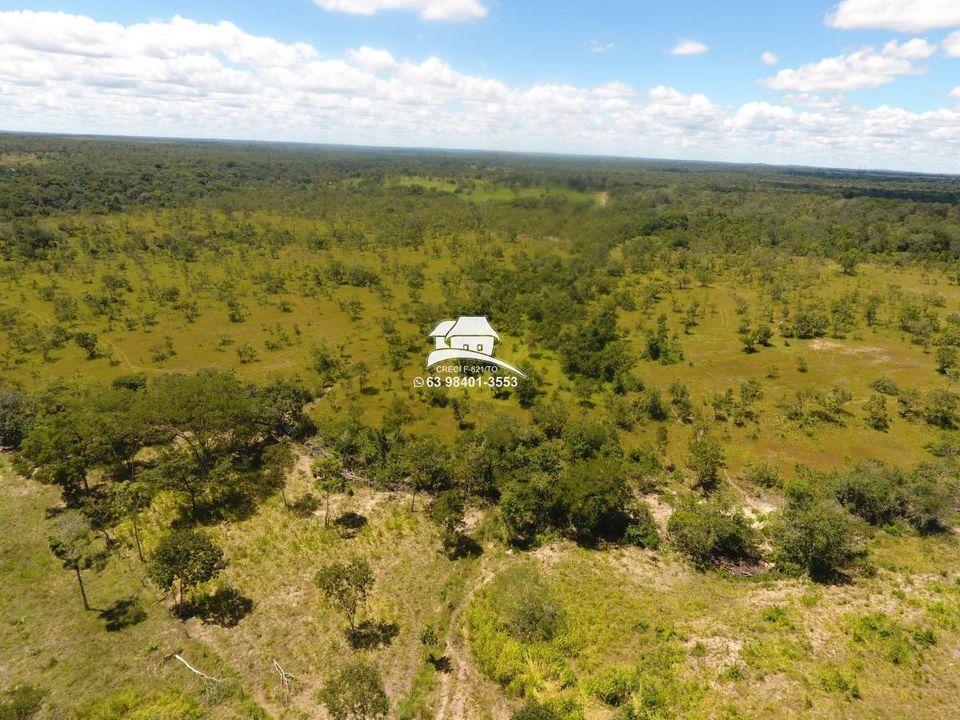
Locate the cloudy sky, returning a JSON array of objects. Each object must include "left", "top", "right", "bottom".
[{"left": 0, "top": 0, "right": 959, "bottom": 172}]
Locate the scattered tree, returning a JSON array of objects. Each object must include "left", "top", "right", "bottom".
[
  {"left": 314, "top": 557, "right": 374, "bottom": 633},
  {"left": 319, "top": 660, "right": 389, "bottom": 720},
  {"left": 147, "top": 529, "right": 226, "bottom": 607}
]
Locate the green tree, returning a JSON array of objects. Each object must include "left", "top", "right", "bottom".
[
  {"left": 110, "top": 480, "right": 153, "bottom": 562},
  {"left": 770, "top": 488, "right": 863, "bottom": 581},
  {"left": 48, "top": 512, "right": 107, "bottom": 611},
  {"left": 427, "top": 489, "right": 466, "bottom": 557},
  {"left": 314, "top": 557, "right": 374, "bottom": 632},
  {"left": 74, "top": 331, "right": 101, "bottom": 360},
  {"left": 556, "top": 459, "right": 629, "bottom": 542},
  {"left": 310, "top": 341, "right": 343, "bottom": 385},
  {"left": 0, "top": 387, "right": 33, "bottom": 449},
  {"left": 147, "top": 529, "right": 225, "bottom": 607},
  {"left": 405, "top": 437, "right": 451, "bottom": 511},
  {"left": 311, "top": 456, "right": 345, "bottom": 527},
  {"left": 863, "top": 394, "right": 889, "bottom": 431},
  {"left": 668, "top": 497, "right": 759, "bottom": 570},
  {"left": 839, "top": 249, "right": 860, "bottom": 276},
  {"left": 318, "top": 661, "right": 389, "bottom": 720},
  {"left": 450, "top": 396, "right": 470, "bottom": 429},
  {"left": 499, "top": 477, "right": 552, "bottom": 547},
  {"left": 687, "top": 428, "right": 724, "bottom": 491}
]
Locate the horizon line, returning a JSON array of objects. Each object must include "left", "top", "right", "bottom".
[{"left": 1, "top": 128, "right": 958, "bottom": 180}]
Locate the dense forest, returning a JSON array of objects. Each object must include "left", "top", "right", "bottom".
[{"left": 2, "top": 133, "right": 960, "bottom": 720}]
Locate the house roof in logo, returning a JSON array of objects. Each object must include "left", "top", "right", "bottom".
[
  {"left": 428, "top": 320, "right": 456, "bottom": 338},
  {"left": 446, "top": 316, "right": 500, "bottom": 341}
]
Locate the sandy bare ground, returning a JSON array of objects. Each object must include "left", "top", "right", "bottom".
[{"left": 808, "top": 338, "right": 891, "bottom": 363}]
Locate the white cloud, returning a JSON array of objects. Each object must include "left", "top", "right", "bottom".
[
  {"left": 313, "top": 0, "right": 487, "bottom": 22},
  {"left": 346, "top": 46, "right": 398, "bottom": 72},
  {"left": 762, "top": 39, "right": 936, "bottom": 93},
  {"left": 669, "top": 39, "right": 709, "bottom": 56},
  {"left": 951, "top": 86, "right": 960, "bottom": 100},
  {"left": 589, "top": 40, "right": 615, "bottom": 54},
  {"left": 827, "top": 0, "right": 960, "bottom": 32},
  {"left": 944, "top": 30, "right": 960, "bottom": 56},
  {"left": 0, "top": 11, "right": 958, "bottom": 173},
  {"left": 761, "top": 51, "right": 779, "bottom": 66}
]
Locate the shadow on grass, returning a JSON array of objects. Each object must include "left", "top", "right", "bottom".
[
  {"left": 427, "top": 654, "right": 452, "bottom": 673},
  {"left": 334, "top": 511, "right": 368, "bottom": 538},
  {"left": 290, "top": 493, "right": 321, "bottom": 517},
  {"left": 347, "top": 620, "right": 399, "bottom": 650},
  {"left": 447, "top": 534, "right": 483, "bottom": 560},
  {"left": 177, "top": 587, "right": 253, "bottom": 627},
  {"left": 99, "top": 597, "right": 147, "bottom": 632}
]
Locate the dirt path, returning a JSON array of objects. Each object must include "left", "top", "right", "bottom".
[{"left": 434, "top": 550, "right": 508, "bottom": 720}]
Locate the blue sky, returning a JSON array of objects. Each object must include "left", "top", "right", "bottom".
[{"left": 0, "top": 0, "right": 958, "bottom": 171}]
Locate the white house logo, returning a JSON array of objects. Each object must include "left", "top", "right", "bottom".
[{"left": 426, "top": 316, "right": 527, "bottom": 378}]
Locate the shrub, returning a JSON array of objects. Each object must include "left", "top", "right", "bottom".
[
  {"left": 74, "top": 691, "right": 203, "bottom": 720},
  {"left": 770, "top": 490, "right": 864, "bottom": 581},
  {"left": 499, "top": 477, "right": 552, "bottom": 547},
  {"left": 556, "top": 459, "right": 629, "bottom": 542},
  {"left": 923, "top": 389, "right": 960, "bottom": 429},
  {"left": 742, "top": 461, "right": 781, "bottom": 488},
  {"left": 863, "top": 394, "right": 890, "bottom": 431},
  {"left": 834, "top": 459, "right": 956, "bottom": 533},
  {"left": 493, "top": 566, "right": 564, "bottom": 643},
  {"left": 0, "top": 388, "right": 33, "bottom": 449},
  {"left": 687, "top": 429, "right": 724, "bottom": 490},
  {"left": 587, "top": 666, "right": 636, "bottom": 706},
  {"left": 902, "top": 462, "right": 957, "bottom": 532},
  {"left": 668, "top": 498, "right": 759, "bottom": 569},
  {"left": 834, "top": 460, "right": 905, "bottom": 526},
  {"left": 510, "top": 700, "right": 562, "bottom": 720},
  {"left": 622, "top": 501, "right": 660, "bottom": 549},
  {"left": 319, "top": 661, "right": 389, "bottom": 720},
  {"left": 870, "top": 377, "right": 899, "bottom": 396},
  {"left": 0, "top": 684, "right": 45, "bottom": 720}
]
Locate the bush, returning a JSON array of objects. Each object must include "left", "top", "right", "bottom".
[
  {"left": 923, "top": 389, "right": 960, "bottom": 429},
  {"left": 493, "top": 566, "right": 564, "bottom": 643},
  {"left": 667, "top": 498, "right": 759, "bottom": 569},
  {"left": 687, "top": 429, "right": 724, "bottom": 490},
  {"left": 742, "top": 461, "right": 781, "bottom": 488},
  {"left": 499, "top": 477, "right": 552, "bottom": 547},
  {"left": 834, "top": 460, "right": 905, "bottom": 526},
  {"left": 770, "top": 490, "right": 864, "bottom": 581},
  {"left": 0, "top": 684, "right": 45, "bottom": 720},
  {"left": 870, "top": 377, "right": 900, "bottom": 396},
  {"left": 319, "top": 661, "right": 388, "bottom": 720},
  {"left": 622, "top": 501, "right": 660, "bottom": 549},
  {"left": 510, "top": 700, "right": 562, "bottom": 720},
  {"left": 556, "top": 459, "right": 629, "bottom": 542},
  {"left": 834, "top": 459, "right": 956, "bottom": 532},
  {"left": 587, "top": 666, "right": 636, "bottom": 706},
  {"left": 74, "top": 691, "right": 203, "bottom": 720},
  {"left": 902, "top": 462, "right": 957, "bottom": 532},
  {"left": 0, "top": 388, "right": 33, "bottom": 449}
]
